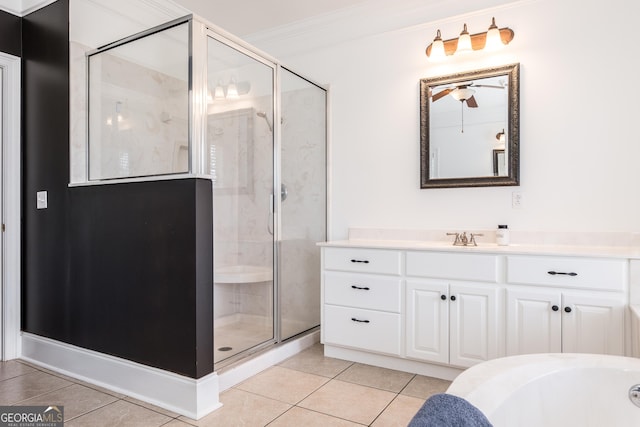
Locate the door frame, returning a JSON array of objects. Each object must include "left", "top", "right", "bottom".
[{"left": 0, "top": 51, "right": 21, "bottom": 360}]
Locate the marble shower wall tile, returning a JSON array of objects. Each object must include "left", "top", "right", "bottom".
[
  {"left": 69, "top": 39, "right": 189, "bottom": 182},
  {"left": 70, "top": 41, "right": 89, "bottom": 183}
]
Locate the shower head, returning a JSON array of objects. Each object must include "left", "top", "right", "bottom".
[{"left": 256, "top": 111, "right": 273, "bottom": 133}]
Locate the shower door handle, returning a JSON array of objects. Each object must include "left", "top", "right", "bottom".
[
  {"left": 280, "top": 183, "right": 288, "bottom": 202},
  {"left": 267, "top": 194, "right": 274, "bottom": 236}
]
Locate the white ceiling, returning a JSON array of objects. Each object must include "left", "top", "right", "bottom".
[
  {"left": 4, "top": 0, "right": 519, "bottom": 60},
  {"left": 0, "top": 0, "right": 373, "bottom": 35}
]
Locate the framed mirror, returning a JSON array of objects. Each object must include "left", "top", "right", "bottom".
[{"left": 420, "top": 63, "right": 520, "bottom": 188}]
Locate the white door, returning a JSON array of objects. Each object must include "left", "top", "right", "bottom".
[
  {"left": 562, "top": 291, "right": 625, "bottom": 355},
  {"left": 0, "top": 51, "right": 21, "bottom": 361},
  {"left": 406, "top": 281, "right": 448, "bottom": 364},
  {"left": 449, "top": 283, "right": 501, "bottom": 368},
  {"left": 506, "top": 287, "right": 562, "bottom": 355},
  {"left": 0, "top": 66, "right": 4, "bottom": 357}
]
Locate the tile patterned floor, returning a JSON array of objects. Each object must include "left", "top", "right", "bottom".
[{"left": 0, "top": 344, "right": 451, "bottom": 426}]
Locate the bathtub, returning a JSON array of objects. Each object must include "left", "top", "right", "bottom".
[{"left": 447, "top": 353, "right": 640, "bottom": 427}]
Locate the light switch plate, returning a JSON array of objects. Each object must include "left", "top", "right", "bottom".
[
  {"left": 512, "top": 191, "right": 523, "bottom": 209},
  {"left": 36, "top": 191, "right": 48, "bottom": 209}
]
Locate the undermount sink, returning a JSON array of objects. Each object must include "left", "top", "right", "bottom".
[{"left": 215, "top": 265, "right": 273, "bottom": 284}]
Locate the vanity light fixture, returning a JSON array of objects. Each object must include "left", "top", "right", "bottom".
[
  {"left": 210, "top": 78, "right": 250, "bottom": 101},
  {"left": 226, "top": 77, "right": 239, "bottom": 99},
  {"left": 429, "top": 30, "right": 446, "bottom": 61},
  {"left": 484, "top": 17, "right": 504, "bottom": 51},
  {"left": 455, "top": 24, "right": 473, "bottom": 55},
  {"left": 425, "top": 17, "right": 514, "bottom": 60},
  {"left": 213, "top": 81, "right": 225, "bottom": 100}
]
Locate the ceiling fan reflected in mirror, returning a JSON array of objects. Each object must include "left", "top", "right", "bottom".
[
  {"left": 430, "top": 81, "right": 505, "bottom": 133},
  {"left": 431, "top": 81, "right": 505, "bottom": 108}
]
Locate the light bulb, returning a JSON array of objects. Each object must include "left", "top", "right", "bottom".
[
  {"left": 455, "top": 24, "right": 473, "bottom": 55},
  {"left": 429, "top": 29, "right": 446, "bottom": 61},
  {"left": 226, "top": 78, "right": 239, "bottom": 99},
  {"left": 485, "top": 17, "right": 504, "bottom": 51},
  {"left": 214, "top": 81, "right": 225, "bottom": 100}
]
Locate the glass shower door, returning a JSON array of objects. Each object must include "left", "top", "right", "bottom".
[
  {"left": 279, "top": 68, "right": 327, "bottom": 340},
  {"left": 207, "top": 35, "right": 275, "bottom": 365}
]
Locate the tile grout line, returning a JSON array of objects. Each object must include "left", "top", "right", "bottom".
[
  {"left": 396, "top": 373, "right": 418, "bottom": 396},
  {"left": 6, "top": 363, "right": 182, "bottom": 425},
  {"left": 367, "top": 392, "right": 403, "bottom": 426}
]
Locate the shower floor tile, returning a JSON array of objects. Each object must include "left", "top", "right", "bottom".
[
  {"left": 214, "top": 314, "right": 274, "bottom": 363},
  {"left": 5, "top": 345, "right": 452, "bottom": 426}
]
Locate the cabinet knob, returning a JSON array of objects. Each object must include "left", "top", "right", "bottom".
[
  {"left": 450, "top": 295, "right": 457, "bottom": 301},
  {"left": 564, "top": 306, "right": 572, "bottom": 313},
  {"left": 440, "top": 294, "right": 447, "bottom": 301},
  {"left": 552, "top": 305, "right": 559, "bottom": 311}
]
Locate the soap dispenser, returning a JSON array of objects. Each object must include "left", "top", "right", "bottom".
[{"left": 496, "top": 225, "right": 509, "bottom": 246}]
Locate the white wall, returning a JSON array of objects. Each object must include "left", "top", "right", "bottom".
[{"left": 266, "top": 0, "right": 640, "bottom": 239}]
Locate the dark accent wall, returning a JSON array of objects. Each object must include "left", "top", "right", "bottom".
[
  {"left": 0, "top": 9, "right": 21, "bottom": 57},
  {"left": 22, "top": 0, "right": 71, "bottom": 340},
  {"left": 68, "top": 180, "right": 213, "bottom": 378},
  {"left": 21, "top": 0, "right": 214, "bottom": 379}
]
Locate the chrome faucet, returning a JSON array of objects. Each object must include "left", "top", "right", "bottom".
[
  {"left": 447, "top": 231, "right": 484, "bottom": 246},
  {"left": 446, "top": 232, "right": 462, "bottom": 245}
]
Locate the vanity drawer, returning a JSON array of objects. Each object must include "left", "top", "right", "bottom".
[
  {"left": 323, "top": 247, "right": 402, "bottom": 275},
  {"left": 323, "top": 305, "right": 401, "bottom": 355},
  {"left": 324, "top": 272, "right": 401, "bottom": 312},
  {"left": 507, "top": 256, "right": 626, "bottom": 291},
  {"left": 406, "top": 251, "right": 499, "bottom": 283}
]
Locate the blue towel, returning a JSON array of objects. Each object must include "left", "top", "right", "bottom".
[{"left": 407, "top": 393, "right": 493, "bottom": 427}]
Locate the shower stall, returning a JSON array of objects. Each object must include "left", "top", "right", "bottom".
[{"left": 85, "top": 16, "right": 327, "bottom": 369}]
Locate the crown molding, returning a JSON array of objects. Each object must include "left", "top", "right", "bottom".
[
  {"left": 70, "top": 0, "right": 189, "bottom": 47},
  {"left": 0, "top": 0, "right": 56, "bottom": 16},
  {"left": 0, "top": 0, "right": 21, "bottom": 15},
  {"left": 243, "top": 0, "right": 524, "bottom": 58},
  {"left": 22, "top": 0, "right": 56, "bottom": 15}
]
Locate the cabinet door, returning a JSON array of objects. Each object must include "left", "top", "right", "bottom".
[
  {"left": 506, "top": 287, "right": 562, "bottom": 355},
  {"left": 406, "top": 281, "right": 448, "bottom": 364},
  {"left": 561, "top": 291, "right": 625, "bottom": 355},
  {"left": 450, "top": 284, "right": 502, "bottom": 367}
]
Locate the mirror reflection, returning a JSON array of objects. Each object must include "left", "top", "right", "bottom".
[{"left": 420, "top": 63, "right": 520, "bottom": 188}]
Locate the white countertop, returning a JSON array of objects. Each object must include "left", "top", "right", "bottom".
[{"left": 318, "top": 239, "right": 640, "bottom": 259}]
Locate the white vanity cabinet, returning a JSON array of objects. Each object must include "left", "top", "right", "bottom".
[
  {"left": 505, "top": 255, "right": 627, "bottom": 356},
  {"left": 322, "top": 247, "right": 403, "bottom": 356},
  {"left": 405, "top": 251, "right": 502, "bottom": 368},
  {"left": 321, "top": 241, "right": 631, "bottom": 380}
]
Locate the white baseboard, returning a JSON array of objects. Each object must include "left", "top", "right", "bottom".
[
  {"left": 20, "top": 330, "right": 320, "bottom": 419},
  {"left": 218, "top": 330, "right": 319, "bottom": 391},
  {"left": 324, "top": 344, "right": 463, "bottom": 381},
  {"left": 20, "top": 333, "right": 221, "bottom": 420}
]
